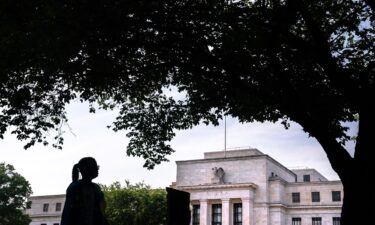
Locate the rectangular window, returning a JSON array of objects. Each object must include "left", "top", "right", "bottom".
[
  {"left": 332, "top": 191, "right": 341, "bottom": 202},
  {"left": 312, "top": 192, "right": 320, "bottom": 202},
  {"left": 192, "top": 205, "right": 200, "bottom": 225},
  {"left": 312, "top": 217, "right": 322, "bottom": 225},
  {"left": 292, "top": 192, "right": 300, "bottom": 203},
  {"left": 303, "top": 175, "right": 311, "bottom": 182},
  {"left": 333, "top": 217, "right": 341, "bottom": 225},
  {"left": 233, "top": 203, "right": 242, "bottom": 225},
  {"left": 43, "top": 203, "right": 49, "bottom": 212},
  {"left": 212, "top": 204, "right": 222, "bottom": 225},
  {"left": 56, "top": 202, "right": 62, "bottom": 211},
  {"left": 292, "top": 217, "right": 301, "bottom": 225}
]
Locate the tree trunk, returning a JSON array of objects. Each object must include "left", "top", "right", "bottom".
[
  {"left": 339, "top": 103, "right": 375, "bottom": 225},
  {"left": 339, "top": 160, "right": 373, "bottom": 225},
  {"left": 298, "top": 103, "right": 375, "bottom": 225}
]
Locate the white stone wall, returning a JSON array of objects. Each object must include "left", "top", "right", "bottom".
[
  {"left": 268, "top": 178, "right": 287, "bottom": 204},
  {"left": 286, "top": 210, "right": 341, "bottom": 225},
  {"left": 25, "top": 195, "right": 65, "bottom": 225},
  {"left": 285, "top": 181, "right": 343, "bottom": 205},
  {"left": 269, "top": 207, "right": 286, "bottom": 225},
  {"left": 176, "top": 156, "right": 269, "bottom": 203},
  {"left": 176, "top": 149, "right": 343, "bottom": 225},
  {"left": 267, "top": 159, "right": 296, "bottom": 183},
  {"left": 30, "top": 218, "right": 61, "bottom": 225}
]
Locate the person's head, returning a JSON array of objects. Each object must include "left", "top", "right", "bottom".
[{"left": 72, "top": 157, "right": 99, "bottom": 182}]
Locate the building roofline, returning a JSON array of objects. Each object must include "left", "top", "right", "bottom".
[
  {"left": 264, "top": 154, "right": 297, "bottom": 178},
  {"left": 176, "top": 153, "right": 297, "bottom": 179},
  {"left": 29, "top": 194, "right": 66, "bottom": 199},
  {"left": 287, "top": 180, "right": 342, "bottom": 186},
  {"left": 290, "top": 168, "right": 329, "bottom": 181}
]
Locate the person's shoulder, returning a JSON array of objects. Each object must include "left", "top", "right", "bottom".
[
  {"left": 92, "top": 182, "right": 103, "bottom": 190},
  {"left": 66, "top": 181, "right": 81, "bottom": 193},
  {"left": 92, "top": 182, "right": 104, "bottom": 195}
]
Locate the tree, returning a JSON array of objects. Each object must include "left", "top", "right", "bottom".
[
  {"left": 0, "top": 163, "right": 32, "bottom": 225},
  {"left": 0, "top": 0, "right": 374, "bottom": 224},
  {"left": 101, "top": 181, "right": 167, "bottom": 225}
]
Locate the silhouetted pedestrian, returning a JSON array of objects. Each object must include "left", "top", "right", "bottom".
[{"left": 61, "top": 157, "right": 108, "bottom": 225}]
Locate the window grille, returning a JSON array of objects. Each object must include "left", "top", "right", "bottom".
[
  {"left": 43, "top": 203, "right": 49, "bottom": 212},
  {"left": 312, "top": 192, "right": 320, "bottom": 202},
  {"left": 312, "top": 217, "right": 322, "bottom": 225},
  {"left": 292, "top": 192, "right": 300, "bottom": 203},
  {"left": 56, "top": 202, "right": 62, "bottom": 211},
  {"left": 332, "top": 191, "right": 341, "bottom": 202},
  {"left": 292, "top": 217, "right": 301, "bottom": 225},
  {"left": 303, "top": 175, "right": 310, "bottom": 182},
  {"left": 233, "top": 203, "right": 242, "bottom": 225},
  {"left": 333, "top": 217, "right": 341, "bottom": 225},
  {"left": 212, "top": 204, "right": 222, "bottom": 225},
  {"left": 192, "top": 205, "right": 200, "bottom": 225}
]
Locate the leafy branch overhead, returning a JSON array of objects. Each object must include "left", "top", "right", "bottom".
[{"left": 0, "top": 0, "right": 374, "bottom": 169}]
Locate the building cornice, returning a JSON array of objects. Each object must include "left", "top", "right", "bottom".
[
  {"left": 175, "top": 183, "right": 258, "bottom": 191},
  {"left": 286, "top": 180, "right": 342, "bottom": 186},
  {"left": 29, "top": 213, "right": 62, "bottom": 218},
  {"left": 29, "top": 194, "right": 66, "bottom": 199},
  {"left": 266, "top": 203, "right": 342, "bottom": 210}
]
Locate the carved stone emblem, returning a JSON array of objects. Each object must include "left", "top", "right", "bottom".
[{"left": 212, "top": 167, "right": 225, "bottom": 184}]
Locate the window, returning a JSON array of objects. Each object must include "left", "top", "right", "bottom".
[
  {"left": 212, "top": 204, "right": 222, "bottom": 225},
  {"left": 233, "top": 203, "right": 242, "bottom": 225},
  {"left": 333, "top": 217, "right": 341, "bottom": 225},
  {"left": 312, "top": 217, "right": 322, "bottom": 225},
  {"left": 292, "top": 192, "right": 300, "bottom": 203},
  {"left": 311, "top": 192, "right": 320, "bottom": 202},
  {"left": 56, "top": 202, "right": 62, "bottom": 211},
  {"left": 43, "top": 203, "right": 49, "bottom": 212},
  {"left": 192, "top": 205, "right": 200, "bottom": 225},
  {"left": 332, "top": 191, "right": 341, "bottom": 202},
  {"left": 303, "top": 175, "right": 311, "bottom": 182},
  {"left": 292, "top": 217, "right": 301, "bottom": 225}
]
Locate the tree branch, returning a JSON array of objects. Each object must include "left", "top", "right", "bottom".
[
  {"left": 292, "top": 0, "right": 359, "bottom": 104},
  {"left": 364, "top": 0, "right": 375, "bottom": 12}
]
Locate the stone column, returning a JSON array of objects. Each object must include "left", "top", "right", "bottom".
[
  {"left": 242, "top": 198, "right": 254, "bottom": 225},
  {"left": 200, "top": 199, "right": 209, "bottom": 225},
  {"left": 222, "top": 199, "right": 230, "bottom": 225}
]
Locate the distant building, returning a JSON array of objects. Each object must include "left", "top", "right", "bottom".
[
  {"left": 172, "top": 148, "right": 342, "bottom": 225},
  {"left": 25, "top": 148, "right": 342, "bottom": 225},
  {"left": 25, "top": 194, "right": 65, "bottom": 225}
]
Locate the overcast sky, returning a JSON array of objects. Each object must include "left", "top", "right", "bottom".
[{"left": 1, "top": 101, "right": 356, "bottom": 196}]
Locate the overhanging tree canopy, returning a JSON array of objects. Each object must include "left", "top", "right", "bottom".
[{"left": 0, "top": 0, "right": 374, "bottom": 224}]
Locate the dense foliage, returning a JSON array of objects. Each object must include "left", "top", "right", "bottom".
[
  {"left": 0, "top": 163, "right": 32, "bottom": 225},
  {"left": 102, "top": 181, "right": 167, "bottom": 225},
  {"left": 1, "top": 1, "right": 374, "bottom": 224}
]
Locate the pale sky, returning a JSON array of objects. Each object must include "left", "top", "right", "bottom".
[{"left": 0, "top": 101, "right": 356, "bottom": 196}]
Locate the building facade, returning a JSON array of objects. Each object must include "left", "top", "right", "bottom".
[
  {"left": 172, "top": 149, "right": 342, "bottom": 225},
  {"left": 25, "top": 148, "right": 342, "bottom": 225},
  {"left": 25, "top": 194, "right": 65, "bottom": 225}
]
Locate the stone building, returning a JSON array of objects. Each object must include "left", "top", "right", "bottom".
[
  {"left": 172, "top": 148, "right": 342, "bottom": 225},
  {"left": 25, "top": 148, "right": 342, "bottom": 225},
  {"left": 25, "top": 194, "right": 65, "bottom": 225}
]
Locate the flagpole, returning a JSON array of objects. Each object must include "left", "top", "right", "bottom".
[{"left": 224, "top": 116, "right": 227, "bottom": 158}]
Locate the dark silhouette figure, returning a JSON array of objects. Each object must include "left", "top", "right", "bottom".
[
  {"left": 166, "top": 187, "right": 190, "bottom": 225},
  {"left": 61, "top": 157, "right": 108, "bottom": 225}
]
